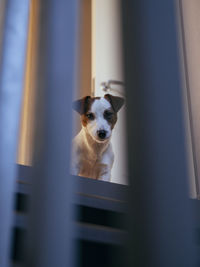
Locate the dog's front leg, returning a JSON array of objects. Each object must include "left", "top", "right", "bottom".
[
  {"left": 99, "top": 168, "right": 111, "bottom": 182},
  {"left": 99, "top": 145, "right": 114, "bottom": 182}
]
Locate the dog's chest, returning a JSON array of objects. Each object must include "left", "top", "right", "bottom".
[
  {"left": 79, "top": 158, "right": 108, "bottom": 179},
  {"left": 72, "top": 128, "right": 114, "bottom": 180}
]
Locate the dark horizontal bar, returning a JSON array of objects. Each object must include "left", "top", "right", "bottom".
[
  {"left": 17, "top": 164, "right": 32, "bottom": 182},
  {"left": 16, "top": 164, "right": 128, "bottom": 203},
  {"left": 76, "top": 176, "right": 128, "bottom": 202},
  {"left": 14, "top": 213, "right": 27, "bottom": 229},
  {"left": 74, "top": 222, "right": 127, "bottom": 246},
  {"left": 11, "top": 262, "right": 23, "bottom": 267},
  {"left": 14, "top": 212, "right": 127, "bottom": 245},
  {"left": 76, "top": 205, "right": 126, "bottom": 230},
  {"left": 75, "top": 192, "right": 127, "bottom": 213},
  {"left": 14, "top": 183, "right": 31, "bottom": 195}
]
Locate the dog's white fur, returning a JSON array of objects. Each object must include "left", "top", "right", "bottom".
[
  {"left": 84, "top": 98, "right": 112, "bottom": 143},
  {"left": 71, "top": 95, "right": 124, "bottom": 181}
]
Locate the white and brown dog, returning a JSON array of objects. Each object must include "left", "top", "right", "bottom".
[{"left": 71, "top": 94, "right": 124, "bottom": 181}]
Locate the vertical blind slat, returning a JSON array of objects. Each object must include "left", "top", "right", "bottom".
[{"left": 0, "top": 1, "right": 30, "bottom": 266}]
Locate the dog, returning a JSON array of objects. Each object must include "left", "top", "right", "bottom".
[{"left": 71, "top": 94, "right": 124, "bottom": 181}]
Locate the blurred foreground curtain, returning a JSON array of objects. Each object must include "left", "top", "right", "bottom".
[
  {"left": 122, "top": 1, "right": 197, "bottom": 266},
  {"left": 25, "top": 1, "right": 80, "bottom": 267},
  {"left": 0, "top": 0, "right": 30, "bottom": 266}
]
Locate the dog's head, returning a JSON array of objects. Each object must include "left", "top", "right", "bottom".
[{"left": 73, "top": 94, "right": 124, "bottom": 143}]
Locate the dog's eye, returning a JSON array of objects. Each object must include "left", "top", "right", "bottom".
[
  {"left": 86, "top": 113, "right": 95, "bottom": 120},
  {"left": 104, "top": 110, "right": 113, "bottom": 119}
]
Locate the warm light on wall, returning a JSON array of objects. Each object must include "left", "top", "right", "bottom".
[{"left": 17, "top": 0, "right": 40, "bottom": 165}]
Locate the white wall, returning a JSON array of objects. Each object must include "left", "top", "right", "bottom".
[{"left": 93, "top": 0, "right": 128, "bottom": 184}]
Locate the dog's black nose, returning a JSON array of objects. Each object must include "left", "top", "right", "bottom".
[{"left": 97, "top": 130, "right": 107, "bottom": 140}]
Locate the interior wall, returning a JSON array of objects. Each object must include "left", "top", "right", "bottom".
[
  {"left": 73, "top": 0, "right": 93, "bottom": 136},
  {"left": 18, "top": 0, "right": 94, "bottom": 161},
  {"left": 93, "top": 0, "right": 128, "bottom": 184},
  {"left": 94, "top": 0, "right": 124, "bottom": 93},
  {"left": 180, "top": 0, "right": 200, "bottom": 198},
  {"left": 17, "top": 0, "right": 40, "bottom": 165},
  {"left": 79, "top": 0, "right": 92, "bottom": 98}
]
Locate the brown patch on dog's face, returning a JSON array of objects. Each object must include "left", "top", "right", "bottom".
[
  {"left": 103, "top": 94, "right": 124, "bottom": 129},
  {"left": 73, "top": 96, "right": 100, "bottom": 127},
  {"left": 103, "top": 108, "right": 117, "bottom": 129},
  {"left": 81, "top": 97, "right": 101, "bottom": 127},
  {"left": 81, "top": 111, "right": 93, "bottom": 127}
]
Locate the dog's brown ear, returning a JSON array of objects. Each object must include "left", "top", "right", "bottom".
[
  {"left": 104, "top": 94, "right": 124, "bottom": 112},
  {"left": 73, "top": 96, "right": 91, "bottom": 114}
]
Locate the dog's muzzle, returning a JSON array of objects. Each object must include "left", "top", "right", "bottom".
[{"left": 97, "top": 130, "right": 107, "bottom": 140}]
